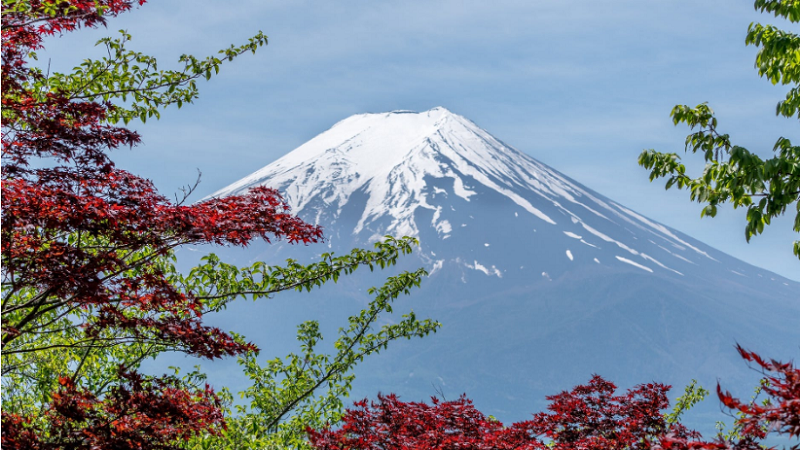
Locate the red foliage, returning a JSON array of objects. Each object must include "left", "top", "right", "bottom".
[
  {"left": 726, "top": 346, "right": 800, "bottom": 442},
  {"left": 522, "top": 375, "right": 685, "bottom": 450},
  {"left": 2, "top": 0, "right": 322, "bottom": 354},
  {"left": 307, "top": 393, "right": 529, "bottom": 450},
  {"left": 2, "top": 1, "right": 322, "bottom": 448},
  {"left": 309, "top": 350, "right": 799, "bottom": 450},
  {"left": 660, "top": 346, "right": 800, "bottom": 450},
  {"left": 2, "top": 371, "right": 224, "bottom": 450},
  {"left": 308, "top": 377, "right": 681, "bottom": 450}
]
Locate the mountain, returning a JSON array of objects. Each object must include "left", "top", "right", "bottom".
[{"left": 205, "top": 107, "right": 799, "bottom": 429}]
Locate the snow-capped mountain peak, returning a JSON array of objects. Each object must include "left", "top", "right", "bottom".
[
  {"left": 214, "top": 107, "right": 594, "bottom": 235},
  {"left": 210, "top": 107, "right": 793, "bottom": 287}
]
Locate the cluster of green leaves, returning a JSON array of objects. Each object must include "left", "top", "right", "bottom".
[
  {"left": 639, "top": 0, "right": 800, "bottom": 258},
  {"left": 0, "top": 0, "right": 106, "bottom": 21},
  {"left": 27, "top": 29, "right": 268, "bottom": 124},
  {"left": 189, "top": 268, "right": 439, "bottom": 450},
  {"left": 664, "top": 379, "right": 709, "bottom": 427},
  {"left": 180, "top": 236, "right": 422, "bottom": 312}
]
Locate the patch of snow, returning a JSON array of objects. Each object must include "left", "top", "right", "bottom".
[
  {"left": 578, "top": 221, "right": 640, "bottom": 256},
  {"left": 593, "top": 258, "right": 600, "bottom": 264},
  {"left": 649, "top": 239, "right": 696, "bottom": 265},
  {"left": 431, "top": 207, "right": 452, "bottom": 236},
  {"left": 731, "top": 270, "right": 746, "bottom": 277},
  {"left": 542, "top": 272, "right": 552, "bottom": 281},
  {"left": 613, "top": 204, "right": 717, "bottom": 261},
  {"left": 615, "top": 256, "right": 653, "bottom": 273},
  {"left": 484, "top": 243, "right": 490, "bottom": 247},
  {"left": 640, "top": 253, "right": 683, "bottom": 276},
  {"left": 467, "top": 260, "right": 502, "bottom": 277},
  {"left": 452, "top": 175, "right": 475, "bottom": 201},
  {"left": 208, "top": 107, "right": 731, "bottom": 283}
]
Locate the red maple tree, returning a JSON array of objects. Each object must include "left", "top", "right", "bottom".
[
  {"left": 308, "top": 349, "right": 799, "bottom": 450},
  {"left": 2, "top": 1, "right": 321, "bottom": 448},
  {"left": 307, "top": 377, "right": 683, "bottom": 450}
]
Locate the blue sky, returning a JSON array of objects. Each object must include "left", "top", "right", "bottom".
[{"left": 40, "top": 0, "right": 799, "bottom": 280}]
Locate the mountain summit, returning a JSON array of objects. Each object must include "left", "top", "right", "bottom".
[
  {"left": 212, "top": 107, "right": 788, "bottom": 286},
  {"left": 209, "top": 107, "right": 798, "bottom": 428}
]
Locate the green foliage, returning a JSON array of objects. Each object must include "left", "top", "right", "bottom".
[
  {"left": 179, "top": 236, "right": 422, "bottom": 312},
  {"left": 24, "top": 29, "right": 268, "bottom": 124},
  {"left": 639, "top": 0, "right": 800, "bottom": 258},
  {"left": 2, "top": 236, "right": 438, "bottom": 449},
  {"left": 664, "top": 379, "right": 709, "bottom": 426},
  {"left": 188, "top": 268, "right": 440, "bottom": 450},
  {"left": 2, "top": 241, "right": 179, "bottom": 417}
]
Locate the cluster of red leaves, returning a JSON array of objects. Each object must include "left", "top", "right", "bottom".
[
  {"left": 2, "top": 1, "right": 322, "bottom": 449},
  {"left": 308, "top": 376, "right": 682, "bottom": 450},
  {"left": 2, "top": 370, "right": 224, "bottom": 450},
  {"left": 660, "top": 346, "right": 800, "bottom": 450},
  {"left": 526, "top": 376, "right": 689, "bottom": 450},
  {"left": 726, "top": 347, "right": 800, "bottom": 442},
  {"left": 2, "top": 0, "right": 322, "bottom": 354},
  {"left": 308, "top": 394, "right": 524, "bottom": 450},
  {"left": 309, "top": 350, "right": 799, "bottom": 450}
]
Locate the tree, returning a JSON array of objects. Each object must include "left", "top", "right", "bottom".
[
  {"left": 636, "top": 2, "right": 799, "bottom": 447},
  {"left": 1, "top": 2, "right": 438, "bottom": 449},
  {"left": 638, "top": 0, "right": 800, "bottom": 259},
  {"left": 307, "top": 375, "right": 689, "bottom": 450},
  {"left": 308, "top": 349, "right": 800, "bottom": 450}
]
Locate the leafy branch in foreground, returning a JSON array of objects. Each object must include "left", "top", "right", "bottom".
[
  {"left": 28, "top": 28, "right": 268, "bottom": 124},
  {"left": 2, "top": 236, "right": 437, "bottom": 450},
  {"left": 179, "top": 235, "right": 421, "bottom": 312},
  {"left": 639, "top": 0, "right": 800, "bottom": 258},
  {"left": 190, "top": 268, "right": 440, "bottom": 450}
]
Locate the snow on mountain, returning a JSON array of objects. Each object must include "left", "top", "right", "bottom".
[{"left": 211, "top": 107, "right": 786, "bottom": 287}]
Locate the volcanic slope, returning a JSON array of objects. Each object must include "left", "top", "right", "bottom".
[{"left": 209, "top": 107, "right": 799, "bottom": 426}]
